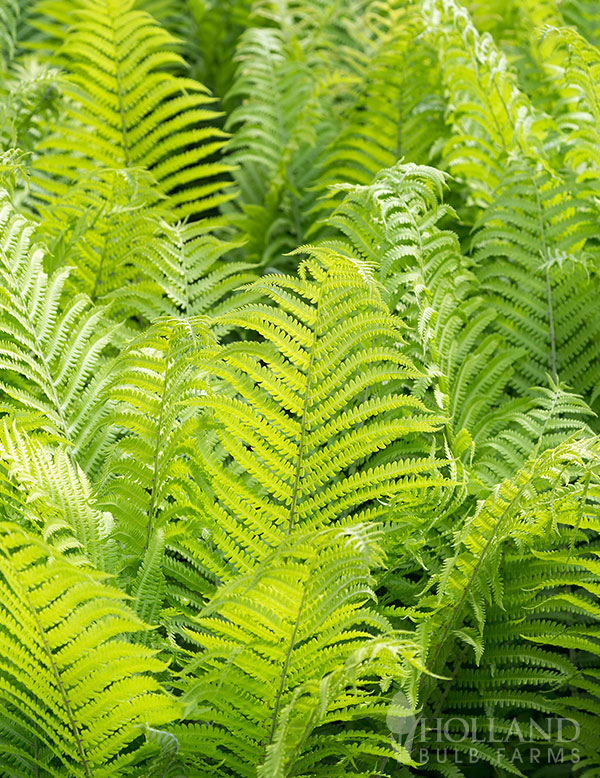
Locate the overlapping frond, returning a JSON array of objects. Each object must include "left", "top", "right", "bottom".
[
  {"left": 177, "top": 524, "right": 423, "bottom": 777},
  {"left": 417, "top": 437, "right": 600, "bottom": 771},
  {"left": 310, "top": 3, "right": 446, "bottom": 224},
  {"left": 0, "top": 522, "right": 178, "bottom": 777},
  {"left": 225, "top": 24, "right": 341, "bottom": 264},
  {"left": 192, "top": 247, "right": 447, "bottom": 576},
  {"left": 474, "top": 160, "right": 600, "bottom": 410},
  {"left": 0, "top": 0, "right": 19, "bottom": 63},
  {"left": 33, "top": 0, "right": 234, "bottom": 219},
  {"left": 0, "top": 421, "right": 116, "bottom": 571},
  {"left": 325, "top": 162, "right": 524, "bottom": 473},
  {"left": 0, "top": 192, "right": 119, "bottom": 472},
  {"left": 97, "top": 317, "right": 216, "bottom": 629},
  {"left": 36, "top": 168, "right": 183, "bottom": 315},
  {"left": 422, "top": 0, "right": 551, "bottom": 208},
  {"left": 538, "top": 25, "right": 600, "bottom": 181}
]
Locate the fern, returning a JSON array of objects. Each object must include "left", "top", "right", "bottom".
[
  {"left": 0, "top": 192, "right": 119, "bottom": 472},
  {"left": 322, "top": 161, "right": 526, "bottom": 482},
  {"left": 177, "top": 524, "right": 423, "bottom": 776},
  {"left": 422, "top": 0, "right": 551, "bottom": 208},
  {"left": 0, "top": 421, "right": 116, "bottom": 571},
  {"left": 473, "top": 160, "right": 600, "bottom": 411},
  {"left": 2, "top": 2, "right": 600, "bottom": 776},
  {"left": 97, "top": 318, "right": 212, "bottom": 617},
  {"left": 225, "top": 24, "right": 340, "bottom": 264},
  {"left": 191, "top": 247, "right": 447, "bottom": 576},
  {"left": 416, "top": 438, "right": 600, "bottom": 772},
  {"left": 33, "top": 0, "right": 234, "bottom": 220},
  {"left": 538, "top": 25, "right": 600, "bottom": 183},
  {"left": 0, "top": 522, "right": 178, "bottom": 776}
]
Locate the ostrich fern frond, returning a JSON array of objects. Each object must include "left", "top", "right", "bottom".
[
  {"left": 422, "top": 0, "right": 551, "bottom": 208},
  {"left": 33, "top": 0, "right": 234, "bottom": 220},
  {"left": 192, "top": 247, "right": 447, "bottom": 577},
  {"left": 177, "top": 524, "right": 423, "bottom": 776},
  {"left": 325, "top": 161, "right": 525, "bottom": 473},
  {"left": 0, "top": 421, "right": 116, "bottom": 572},
  {"left": 0, "top": 192, "right": 119, "bottom": 473},
  {"left": 97, "top": 317, "right": 216, "bottom": 630},
  {"left": 474, "top": 160, "right": 600, "bottom": 410},
  {"left": 0, "top": 522, "right": 178, "bottom": 777},
  {"left": 417, "top": 437, "right": 600, "bottom": 771}
]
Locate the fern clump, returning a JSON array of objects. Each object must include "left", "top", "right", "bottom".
[{"left": 1, "top": 0, "right": 600, "bottom": 776}]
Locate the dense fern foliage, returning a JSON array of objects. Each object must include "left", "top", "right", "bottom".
[{"left": 1, "top": 1, "right": 600, "bottom": 776}]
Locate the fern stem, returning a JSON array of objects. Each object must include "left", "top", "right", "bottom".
[
  {"left": 425, "top": 476, "right": 530, "bottom": 679},
  {"left": 113, "top": 41, "right": 132, "bottom": 165},
  {"left": 286, "top": 276, "right": 323, "bottom": 533},
  {"left": 144, "top": 335, "right": 173, "bottom": 550},
  {"left": 530, "top": 170, "right": 559, "bottom": 382},
  {"left": 545, "top": 268, "right": 558, "bottom": 383},
  {"left": 429, "top": 642, "right": 470, "bottom": 721},
  {"left": 90, "top": 190, "right": 112, "bottom": 302},
  {"left": 267, "top": 585, "right": 308, "bottom": 745}
]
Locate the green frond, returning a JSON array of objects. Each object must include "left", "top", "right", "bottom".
[
  {"left": 420, "top": 436, "right": 600, "bottom": 677},
  {"left": 422, "top": 0, "right": 552, "bottom": 208},
  {"left": 97, "top": 317, "right": 218, "bottom": 628},
  {"left": 474, "top": 378, "right": 595, "bottom": 484},
  {"left": 225, "top": 24, "right": 341, "bottom": 264},
  {"left": 189, "top": 0, "right": 254, "bottom": 97},
  {"left": 538, "top": 25, "right": 600, "bottom": 183},
  {"left": 32, "top": 0, "right": 234, "bottom": 220},
  {"left": 0, "top": 421, "right": 116, "bottom": 571},
  {"left": 0, "top": 56, "right": 62, "bottom": 161},
  {"left": 0, "top": 191, "right": 120, "bottom": 472},
  {"left": 35, "top": 166, "right": 256, "bottom": 321},
  {"left": 474, "top": 159, "right": 600, "bottom": 411},
  {"left": 423, "top": 442, "right": 600, "bottom": 768},
  {"left": 561, "top": 0, "right": 600, "bottom": 47},
  {"left": 191, "top": 246, "right": 447, "bottom": 576},
  {"left": 323, "top": 161, "right": 525, "bottom": 472},
  {"left": 309, "top": 3, "right": 419, "bottom": 213},
  {"left": 36, "top": 167, "right": 184, "bottom": 315},
  {"left": 177, "top": 524, "right": 422, "bottom": 776},
  {"left": 0, "top": 521, "right": 179, "bottom": 776},
  {"left": 0, "top": 0, "right": 20, "bottom": 63},
  {"left": 164, "top": 219, "right": 257, "bottom": 319}
]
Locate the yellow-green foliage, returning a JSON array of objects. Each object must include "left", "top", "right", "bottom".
[{"left": 1, "top": 1, "right": 600, "bottom": 777}]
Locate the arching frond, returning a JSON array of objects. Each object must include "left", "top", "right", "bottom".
[
  {"left": 422, "top": 0, "right": 551, "bottom": 208},
  {"left": 324, "top": 161, "right": 524, "bottom": 472},
  {"left": 0, "top": 522, "right": 178, "bottom": 777},
  {"left": 0, "top": 192, "right": 119, "bottom": 473},
  {"left": 310, "top": 3, "right": 446, "bottom": 224},
  {"left": 0, "top": 421, "right": 116, "bottom": 571},
  {"left": 193, "top": 247, "right": 447, "bottom": 576},
  {"left": 225, "top": 24, "right": 342, "bottom": 264},
  {"left": 33, "top": 0, "right": 234, "bottom": 220},
  {"left": 97, "top": 317, "right": 216, "bottom": 629},
  {"left": 418, "top": 437, "right": 600, "bottom": 771},
  {"left": 473, "top": 160, "right": 600, "bottom": 410},
  {"left": 177, "top": 524, "right": 423, "bottom": 776},
  {"left": 538, "top": 25, "right": 600, "bottom": 182}
]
